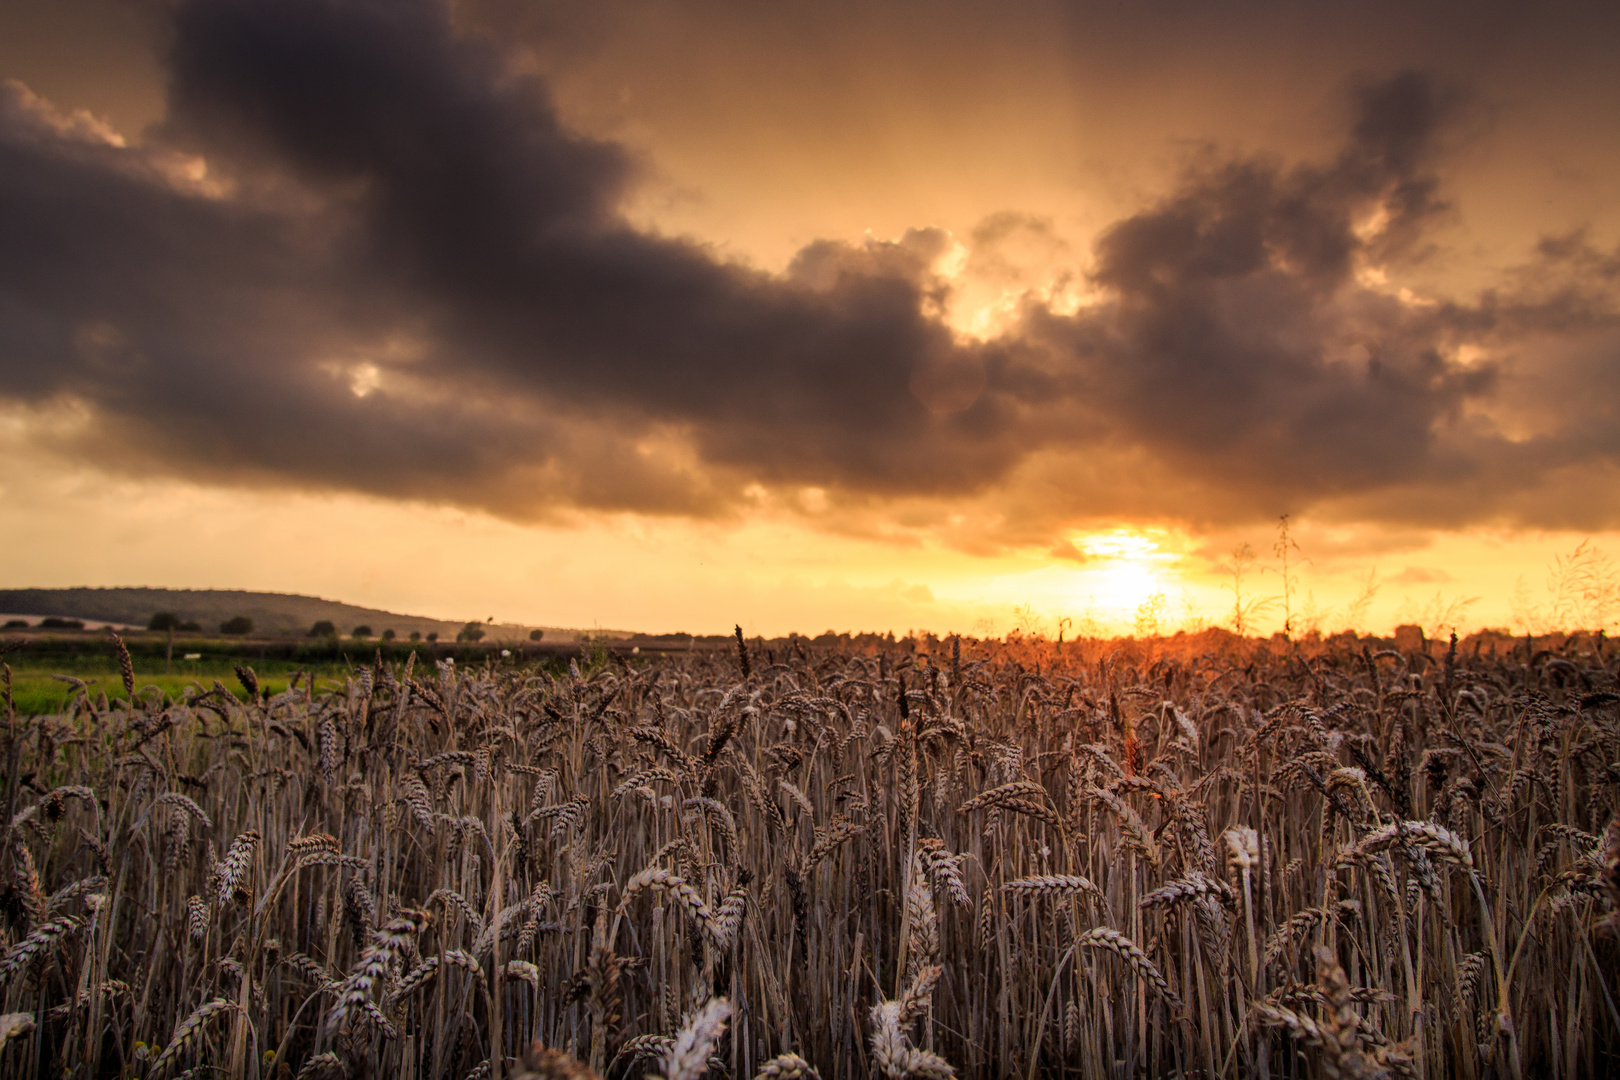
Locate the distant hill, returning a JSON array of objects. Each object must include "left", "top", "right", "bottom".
[{"left": 0, "top": 587, "right": 605, "bottom": 642}]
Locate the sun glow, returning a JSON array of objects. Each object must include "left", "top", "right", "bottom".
[
  {"left": 1068, "top": 529, "right": 1180, "bottom": 619},
  {"left": 926, "top": 229, "right": 1101, "bottom": 343},
  {"left": 1079, "top": 531, "right": 1163, "bottom": 560}
]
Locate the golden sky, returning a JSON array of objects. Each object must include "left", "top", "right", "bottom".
[{"left": 1, "top": 0, "right": 1617, "bottom": 638}]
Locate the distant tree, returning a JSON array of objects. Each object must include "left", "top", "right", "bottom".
[
  {"left": 41, "top": 617, "right": 85, "bottom": 629},
  {"left": 2, "top": 619, "right": 26, "bottom": 629},
  {"left": 382, "top": 629, "right": 396, "bottom": 642},
  {"left": 409, "top": 630, "right": 421, "bottom": 642},
  {"left": 149, "top": 610, "right": 184, "bottom": 671},
  {"left": 179, "top": 621, "right": 201, "bottom": 632},
  {"left": 220, "top": 616, "right": 253, "bottom": 635},
  {"left": 425, "top": 632, "right": 438, "bottom": 643},
  {"left": 458, "top": 621, "right": 485, "bottom": 643},
  {"left": 352, "top": 625, "right": 372, "bottom": 639},
  {"left": 308, "top": 620, "right": 337, "bottom": 638},
  {"left": 529, "top": 629, "right": 544, "bottom": 641}
]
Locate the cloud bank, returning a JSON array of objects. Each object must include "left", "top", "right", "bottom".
[{"left": 1, "top": 0, "right": 1616, "bottom": 547}]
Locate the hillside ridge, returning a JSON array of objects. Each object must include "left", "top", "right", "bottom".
[{"left": 0, "top": 586, "right": 603, "bottom": 641}]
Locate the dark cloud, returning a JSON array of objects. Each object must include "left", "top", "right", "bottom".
[
  {"left": 1019, "top": 70, "right": 1499, "bottom": 520},
  {"left": 2, "top": 0, "right": 1032, "bottom": 517},
  {"left": 0, "top": 0, "right": 1616, "bottom": 543}
]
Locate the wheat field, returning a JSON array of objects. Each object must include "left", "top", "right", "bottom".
[{"left": 0, "top": 628, "right": 1616, "bottom": 1078}]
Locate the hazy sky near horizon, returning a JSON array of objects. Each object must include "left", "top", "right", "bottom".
[{"left": 1, "top": 0, "right": 1617, "bottom": 637}]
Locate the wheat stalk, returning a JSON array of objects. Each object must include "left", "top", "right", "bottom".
[
  {"left": 1076, "top": 927, "right": 1184, "bottom": 1015},
  {"left": 147, "top": 998, "right": 241, "bottom": 1080},
  {"left": 659, "top": 997, "right": 730, "bottom": 1080}
]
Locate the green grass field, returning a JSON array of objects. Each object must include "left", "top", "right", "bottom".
[
  {"left": 3, "top": 657, "right": 350, "bottom": 713},
  {"left": 0, "top": 631, "right": 584, "bottom": 713}
]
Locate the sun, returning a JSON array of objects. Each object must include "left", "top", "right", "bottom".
[{"left": 1068, "top": 529, "right": 1179, "bottom": 617}]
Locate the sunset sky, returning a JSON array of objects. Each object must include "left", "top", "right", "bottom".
[{"left": 1, "top": 0, "right": 1618, "bottom": 638}]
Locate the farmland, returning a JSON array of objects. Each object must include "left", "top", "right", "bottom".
[{"left": 0, "top": 628, "right": 1615, "bottom": 1078}]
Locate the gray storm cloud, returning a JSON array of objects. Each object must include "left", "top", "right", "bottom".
[{"left": 0, "top": 0, "right": 1615, "bottom": 541}]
